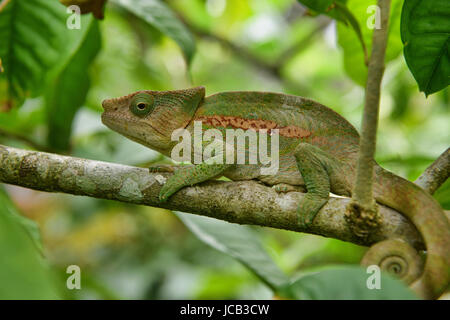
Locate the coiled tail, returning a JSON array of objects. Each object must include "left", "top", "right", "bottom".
[{"left": 363, "top": 166, "right": 450, "bottom": 299}]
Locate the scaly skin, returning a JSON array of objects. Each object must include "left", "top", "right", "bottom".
[{"left": 101, "top": 86, "right": 450, "bottom": 299}]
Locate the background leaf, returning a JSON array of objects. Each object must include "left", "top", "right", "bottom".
[
  {"left": 0, "top": 0, "right": 94, "bottom": 108},
  {"left": 337, "top": 0, "right": 403, "bottom": 86},
  {"left": 59, "top": 0, "right": 108, "bottom": 19},
  {"left": 0, "top": 186, "right": 43, "bottom": 253},
  {"left": 297, "top": 0, "right": 368, "bottom": 62},
  {"left": 111, "top": 0, "right": 196, "bottom": 64},
  {"left": 434, "top": 179, "right": 450, "bottom": 210},
  {"left": 45, "top": 20, "right": 101, "bottom": 151},
  {"left": 297, "top": 0, "right": 349, "bottom": 23},
  {"left": 0, "top": 188, "right": 59, "bottom": 299},
  {"left": 280, "top": 265, "right": 418, "bottom": 300},
  {"left": 176, "top": 212, "right": 289, "bottom": 291},
  {"left": 401, "top": 0, "right": 450, "bottom": 96}
]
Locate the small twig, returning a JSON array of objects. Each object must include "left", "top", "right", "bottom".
[
  {"left": 352, "top": 0, "right": 391, "bottom": 209},
  {"left": 348, "top": 0, "right": 391, "bottom": 236},
  {"left": 0, "top": 128, "right": 53, "bottom": 152},
  {"left": 415, "top": 148, "right": 450, "bottom": 195},
  {"left": 181, "top": 19, "right": 281, "bottom": 78},
  {"left": 273, "top": 18, "right": 331, "bottom": 69},
  {"left": 173, "top": 9, "right": 326, "bottom": 91}
]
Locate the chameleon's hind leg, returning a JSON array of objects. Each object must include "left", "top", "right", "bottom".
[
  {"left": 294, "top": 143, "right": 341, "bottom": 227},
  {"left": 272, "top": 183, "right": 306, "bottom": 193}
]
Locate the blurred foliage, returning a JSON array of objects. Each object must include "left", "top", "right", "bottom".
[
  {"left": 337, "top": 0, "right": 403, "bottom": 86},
  {"left": 110, "top": 0, "right": 196, "bottom": 64},
  {"left": 280, "top": 265, "right": 417, "bottom": 299},
  {"left": 0, "top": 187, "right": 59, "bottom": 299},
  {"left": 0, "top": 0, "right": 94, "bottom": 108},
  {"left": 0, "top": 0, "right": 448, "bottom": 299},
  {"left": 46, "top": 20, "right": 101, "bottom": 151},
  {"left": 176, "top": 212, "right": 289, "bottom": 290},
  {"left": 60, "top": 0, "right": 107, "bottom": 19}
]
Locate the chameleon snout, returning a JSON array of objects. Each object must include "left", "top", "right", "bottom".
[{"left": 101, "top": 98, "right": 115, "bottom": 112}]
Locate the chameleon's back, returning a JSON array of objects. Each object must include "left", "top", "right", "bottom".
[{"left": 196, "top": 91, "right": 360, "bottom": 160}]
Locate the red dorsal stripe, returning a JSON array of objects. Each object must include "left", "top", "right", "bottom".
[{"left": 196, "top": 115, "right": 311, "bottom": 139}]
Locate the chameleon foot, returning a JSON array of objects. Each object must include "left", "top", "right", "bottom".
[
  {"left": 272, "top": 183, "right": 306, "bottom": 193},
  {"left": 149, "top": 164, "right": 177, "bottom": 173},
  {"left": 159, "top": 181, "right": 178, "bottom": 202},
  {"left": 297, "top": 194, "right": 328, "bottom": 228},
  {"left": 158, "top": 163, "right": 230, "bottom": 203}
]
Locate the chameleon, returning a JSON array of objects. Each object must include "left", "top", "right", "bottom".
[{"left": 101, "top": 86, "right": 450, "bottom": 299}]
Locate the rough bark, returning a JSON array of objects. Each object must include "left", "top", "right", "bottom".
[{"left": 0, "top": 144, "right": 424, "bottom": 249}]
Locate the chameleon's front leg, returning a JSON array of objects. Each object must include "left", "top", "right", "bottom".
[
  {"left": 294, "top": 143, "right": 341, "bottom": 227},
  {"left": 158, "top": 162, "right": 232, "bottom": 202}
]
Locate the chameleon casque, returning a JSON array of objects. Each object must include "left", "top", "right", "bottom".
[{"left": 101, "top": 86, "right": 450, "bottom": 299}]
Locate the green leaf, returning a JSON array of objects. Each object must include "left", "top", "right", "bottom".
[
  {"left": 59, "top": 0, "right": 107, "bottom": 19},
  {"left": 297, "top": 0, "right": 348, "bottom": 23},
  {"left": 0, "top": 188, "right": 59, "bottom": 299},
  {"left": 337, "top": 0, "right": 403, "bottom": 86},
  {"left": 175, "top": 212, "right": 289, "bottom": 291},
  {"left": 0, "top": 186, "right": 43, "bottom": 253},
  {"left": 297, "top": 1, "right": 368, "bottom": 63},
  {"left": 45, "top": 20, "right": 101, "bottom": 151},
  {"left": 280, "top": 265, "right": 418, "bottom": 300},
  {"left": 401, "top": 0, "right": 450, "bottom": 96},
  {"left": 111, "top": 0, "right": 196, "bottom": 64},
  {"left": 0, "top": 0, "right": 94, "bottom": 108}
]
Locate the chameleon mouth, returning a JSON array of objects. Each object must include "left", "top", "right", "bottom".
[
  {"left": 101, "top": 111, "right": 169, "bottom": 147},
  {"left": 101, "top": 112, "right": 172, "bottom": 154},
  {"left": 100, "top": 112, "right": 128, "bottom": 133}
]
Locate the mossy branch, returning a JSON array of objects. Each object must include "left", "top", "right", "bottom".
[{"left": 0, "top": 144, "right": 424, "bottom": 249}]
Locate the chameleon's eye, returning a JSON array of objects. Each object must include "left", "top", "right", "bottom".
[{"left": 130, "top": 93, "right": 154, "bottom": 117}]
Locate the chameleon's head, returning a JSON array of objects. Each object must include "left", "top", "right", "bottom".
[{"left": 101, "top": 86, "right": 205, "bottom": 154}]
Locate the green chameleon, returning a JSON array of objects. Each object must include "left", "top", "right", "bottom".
[{"left": 101, "top": 86, "right": 449, "bottom": 299}]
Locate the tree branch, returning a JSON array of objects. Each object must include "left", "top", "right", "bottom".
[
  {"left": 415, "top": 148, "right": 450, "bottom": 195},
  {"left": 187, "top": 24, "right": 280, "bottom": 78},
  {"left": 272, "top": 18, "right": 331, "bottom": 69},
  {"left": 0, "top": 144, "right": 424, "bottom": 249}
]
